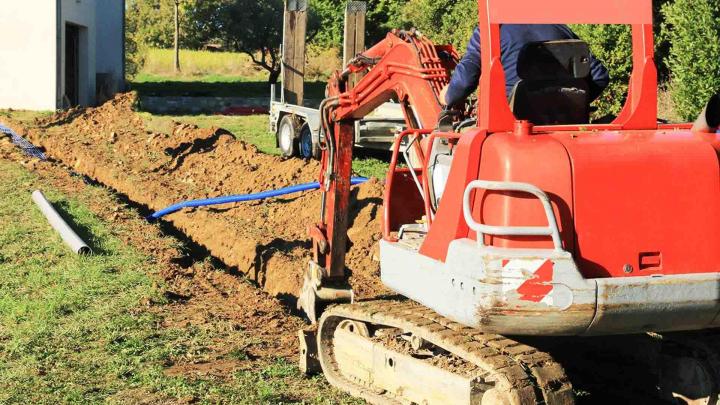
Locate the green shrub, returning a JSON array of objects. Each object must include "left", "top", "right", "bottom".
[
  {"left": 396, "top": 0, "right": 475, "bottom": 51},
  {"left": 140, "top": 48, "right": 266, "bottom": 79},
  {"left": 661, "top": 0, "right": 720, "bottom": 121},
  {"left": 124, "top": 4, "right": 147, "bottom": 80},
  {"left": 124, "top": 36, "right": 144, "bottom": 81}
]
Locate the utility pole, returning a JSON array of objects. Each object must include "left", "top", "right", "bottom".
[
  {"left": 174, "top": 0, "right": 181, "bottom": 73},
  {"left": 343, "top": 1, "right": 366, "bottom": 89},
  {"left": 282, "top": 0, "right": 308, "bottom": 105}
]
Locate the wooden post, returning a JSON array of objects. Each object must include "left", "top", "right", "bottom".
[
  {"left": 174, "top": 0, "right": 181, "bottom": 73},
  {"left": 282, "top": 0, "right": 308, "bottom": 105},
  {"left": 343, "top": 1, "right": 366, "bottom": 89}
]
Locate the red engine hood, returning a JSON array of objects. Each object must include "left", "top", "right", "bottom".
[{"left": 554, "top": 129, "right": 720, "bottom": 278}]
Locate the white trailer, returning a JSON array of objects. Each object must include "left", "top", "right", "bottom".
[
  {"left": 269, "top": 84, "right": 405, "bottom": 159},
  {"left": 269, "top": 0, "right": 405, "bottom": 159}
]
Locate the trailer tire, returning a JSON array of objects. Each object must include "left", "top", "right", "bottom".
[
  {"left": 299, "top": 124, "right": 317, "bottom": 160},
  {"left": 278, "top": 115, "right": 299, "bottom": 157}
]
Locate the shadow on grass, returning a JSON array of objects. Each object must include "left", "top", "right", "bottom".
[
  {"left": 129, "top": 80, "right": 327, "bottom": 99},
  {"left": 354, "top": 147, "right": 392, "bottom": 162},
  {"left": 38, "top": 108, "right": 84, "bottom": 129},
  {"left": 52, "top": 200, "right": 112, "bottom": 256}
]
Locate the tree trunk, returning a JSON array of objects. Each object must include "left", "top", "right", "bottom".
[{"left": 174, "top": 0, "right": 181, "bottom": 73}]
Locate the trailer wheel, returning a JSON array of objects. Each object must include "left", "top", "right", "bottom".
[
  {"left": 299, "top": 124, "right": 315, "bottom": 160},
  {"left": 278, "top": 115, "right": 299, "bottom": 157}
]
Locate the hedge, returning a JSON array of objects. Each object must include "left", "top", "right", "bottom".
[{"left": 661, "top": 0, "right": 720, "bottom": 120}]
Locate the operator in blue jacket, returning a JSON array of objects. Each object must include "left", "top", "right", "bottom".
[{"left": 441, "top": 25, "right": 610, "bottom": 107}]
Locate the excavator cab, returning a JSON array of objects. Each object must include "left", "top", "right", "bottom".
[
  {"left": 509, "top": 39, "right": 592, "bottom": 125},
  {"left": 430, "top": 39, "right": 595, "bottom": 210}
]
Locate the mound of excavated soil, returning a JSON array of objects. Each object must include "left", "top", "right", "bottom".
[{"left": 15, "top": 93, "right": 389, "bottom": 300}]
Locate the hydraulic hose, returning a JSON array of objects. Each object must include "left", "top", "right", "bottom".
[{"left": 148, "top": 177, "right": 369, "bottom": 221}]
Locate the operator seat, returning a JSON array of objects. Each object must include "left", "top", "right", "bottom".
[
  {"left": 509, "top": 39, "right": 592, "bottom": 125},
  {"left": 427, "top": 40, "right": 594, "bottom": 214}
]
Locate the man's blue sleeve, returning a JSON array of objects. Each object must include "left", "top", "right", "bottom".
[
  {"left": 588, "top": 55, "right": 610, "bottom": 101},
  {"left": 445, "top": 26, "right": 610, "bottom": 105},
  {"left": 445, "top": 28, "right": 482, "bottom": 106}
]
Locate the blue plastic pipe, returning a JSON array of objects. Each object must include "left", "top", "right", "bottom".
[
  {"left": 0, "top": 123, "right": 47, "bottom": 160},
  {"left": 148, "top": 177, "right": 369, "bottom": 220}
]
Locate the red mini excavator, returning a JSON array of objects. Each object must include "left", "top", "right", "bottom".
[{"left": 297, "top": 0, "right": 720, "bottom": 403}]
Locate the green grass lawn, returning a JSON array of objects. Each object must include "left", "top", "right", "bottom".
[
  {"left": 141, "top": 49, "right": 269, "bottom": 81},
  {"left": 137, "top": 47, "right": 339, "bottom": 87},
  {"left": 0, "top": 110, "right": 53, "bottom": 125},
  {"left": 0, "top": 160, "right": 357, "bottom": 404},
  {"left": 131, "top": 47, "right": 329, "bottom": 99}
]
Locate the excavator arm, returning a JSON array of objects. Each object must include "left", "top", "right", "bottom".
[{"left": 298, "top": 30, "right": 458, "bottom": 322}]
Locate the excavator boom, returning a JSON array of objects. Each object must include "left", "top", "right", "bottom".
[{"left": 298, "top": 30, "right": 458, "bottom": 322}]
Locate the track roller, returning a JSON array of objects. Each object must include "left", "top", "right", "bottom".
[{"left": 310, "top": 300, "right": 575, "bottom": 405}]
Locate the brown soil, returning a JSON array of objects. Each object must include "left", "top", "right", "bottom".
[{"left": 9, "top": 93, "right": 389, "bottom": 301}]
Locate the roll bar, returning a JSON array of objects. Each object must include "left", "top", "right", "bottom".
[{"left": 476, "top": 0, "right": 658, "bottom": 132}]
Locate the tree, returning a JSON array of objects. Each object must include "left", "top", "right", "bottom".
[
  {"left": 126, "top": 0, "right": 176, "bottom": 49},
  {"left": 126, "top": 0, "right": 224, "bottom": 50},
  {"left": 180, "top": 0, "right": 229, "bottom": 48},
  {"left": 127, "top": 0, "right": 284, "bottom": 82},
  {"left": 124, "top": 1, "right": 147, "bottom": 79},
  {"left": 174, "top": 0, "right": 181, "bottom": 73},
  {"left": 309, "top": 0, "right": 407, "bottom": 49},
  {"left": 220, "top": 0, "right": 285, "bottom": 83},
  {"left": 393, "top": 0, "right": 475, "bottom": 51}
]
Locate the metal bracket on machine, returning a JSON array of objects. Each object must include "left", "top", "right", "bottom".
[
  {"left": 298, "top": 329, "right": 320, "bottom": 375},
  {"left": 286, "top": 0, "right": 308, "bottom": 11},
  {"left": 297, "top": 261, "right": 354, "bottom": 324}
]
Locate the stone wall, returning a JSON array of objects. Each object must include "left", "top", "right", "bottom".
[{"left": 139, "top": 96, "right": 322, "bottom": 114}]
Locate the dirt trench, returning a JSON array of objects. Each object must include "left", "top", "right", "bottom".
[
  {"left": 10, "top": 93, "right": 390, "bottom": 302},
  {"left": 0, "top": 134, "right": 317, "bottom": 383}
]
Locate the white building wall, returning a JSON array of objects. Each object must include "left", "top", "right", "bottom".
[
  {"left": 60, "top": 0, "right": 97, "bottom": 107},
  {"left": 0, "top": 0, "right": 124, "bottom": 111},
  {"left": 96, "top": 0, "right": 125, "bottom": 95},
  {"left": 0, "top": 1, "right": 57, "bottom": 111}
]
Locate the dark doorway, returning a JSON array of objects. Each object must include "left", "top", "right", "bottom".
[{"left": 65, "top": 24, "right": 80, "bottom": 107}]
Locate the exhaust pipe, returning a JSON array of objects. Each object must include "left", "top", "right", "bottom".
[{"left": 692, "top": 93, "right": 720, "bottom": 133}]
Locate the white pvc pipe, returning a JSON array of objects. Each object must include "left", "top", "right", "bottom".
[{"left": 31, "top": 190, "right": 92, "bottom": 255}]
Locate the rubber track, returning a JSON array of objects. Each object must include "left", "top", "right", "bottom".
[
  {"left": 665, "top": 328, "right": 720, "bottom": 402},
  {"left": 317, "top": 299, "right": 575, "bottom": 404}
]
